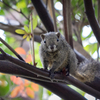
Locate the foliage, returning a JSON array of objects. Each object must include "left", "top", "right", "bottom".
[{"left": 10, "top": 76, "right": 39, "bottom": 99}]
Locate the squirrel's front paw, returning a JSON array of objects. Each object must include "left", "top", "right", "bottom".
[{"left": 49, "top": 70, "right": 55, "bottom": 79}]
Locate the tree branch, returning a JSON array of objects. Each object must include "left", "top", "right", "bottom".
[
  {"left": 67, "top": 0, "right": 73, "bottom": 48},
  {"left": 84, "top": 0, "right": 100, "bottom": 44},
  {"left": 0, "top": 49, "right": 100, "bottom": 98},
  {"left": 0, "top": 60, "right": 87, "bottom": 100},
  {"left": 31, "top": 0, "right": 54, "bottom": 32}
]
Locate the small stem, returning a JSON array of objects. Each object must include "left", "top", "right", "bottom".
[
  {"left": 2, "top": 1, "right": 29, "bottom": 21},
  {"left": 30, "top": 13, "right": 35, "bottom": 66},
  {"left": 9, "top": 11, "right": 23, "bottom": 26},
  {"left": 62, "top": 0, "right": 69, "bottom": 42},
  {"left": 29, "top": 40, "right": 33, "bottom": 63}
]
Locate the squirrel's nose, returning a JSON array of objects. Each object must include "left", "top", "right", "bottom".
[{"left": 51, "top": 46, "right": 54, "bottom": 50}]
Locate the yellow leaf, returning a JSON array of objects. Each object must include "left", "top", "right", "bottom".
[
  {"left": 23, "top": 34, "right": 27, "bottom": 39},
  {"left": 26, "top": 36, "right": 30, "bottom": 41},
  {"left": 25, "top": 87, "right": 34, "bottom": 98},
  {"left": 15, "top": 47, "right": 26, "bottom": 55},
  {"left": 15, "top": 29, "right": 26, "bottom": 34}
]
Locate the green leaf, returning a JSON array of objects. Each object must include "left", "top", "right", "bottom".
[
  {"left": 0, "top": 79, "right": 10, "bottom": 96},
  {"left": 15, "top": 29, "right": 26, "bottom": 34},
  {"left": 16, "top": 1, "right": 26, "bottom": 9},
  {"left": 24, "top": 25, "right": 29, "bottom": 33},
  {"left": 0, "top": 9, "right": 5, "bottom": 15},
  {"left": 47, "top": 90, "right": 52, "bottom": 96},
  {"left": 29, "top": 16, "right": 38, "bottom": 31},
  {"left": 84, "top": 43, "right": 97, "bottom": 55},
  {"left": 33, "top": 16, "right": 38, "bottom": 30},
  {"left": 82, "top": 31, "right": 93, "bottom": 41},
  {"left": 68, "top": 85, "right": 85, "bottom": 96}
]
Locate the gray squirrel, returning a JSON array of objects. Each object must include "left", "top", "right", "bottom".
[{"left": 39, "top": 32, "right": 100, "bottom": 82}]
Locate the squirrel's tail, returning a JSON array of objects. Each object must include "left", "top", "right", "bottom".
[{"left": 74, "top": 59, "right": 100, "bottom": 82}]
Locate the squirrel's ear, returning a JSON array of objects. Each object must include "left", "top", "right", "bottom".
[
  {"left": 56, "top": 32, "right": 60, "bottom": 38},
  {"left": 40, "top": 34, "right": 45, "bottom": 40}
]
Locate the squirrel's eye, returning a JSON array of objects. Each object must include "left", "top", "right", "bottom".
[
  {"left": 44, "top": 40, "right": 46, "bottom": 43},
  {"left": 57, "top": 39, "right": 59, "bottom": 42}
]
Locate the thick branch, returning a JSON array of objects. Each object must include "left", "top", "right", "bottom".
[
  {"left": 84, "top": 0, "right": 100, "bottom": 44},
  {"left": 31, "top": 0, "right": 54, "bottom": 32},
  {"left": 0, "top": 58, "right": 85, "bottom": 100},
  {"left": 0, "top": 51, "right": 100, "bottom": 98},
  {"left": 67, "top": 0, "right": 73, "bottom": 48}
]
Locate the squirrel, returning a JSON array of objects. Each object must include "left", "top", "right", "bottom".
[{"left": 39, "top": 32, "right": 100, "bottom": 82}]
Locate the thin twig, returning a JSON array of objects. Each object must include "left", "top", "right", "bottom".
[
  {"left": 0, "top": 38, "right": 25, "bottom": 61},
  {"left": 2, "top": 0, "right": 29, "bottom": 21},
  {"left": 51, "top": 0, "right": 57, "bottom": 32},
  {"left": 20, "top": 10, "right": 29, "bottom": 21},
  {"left": 30, "top": 13, "right": 35, "bottom": 65},
  {"left": 37, "top": 25, "right": 47, "bottom": 33},
  {"left": 9, "top": 11, "right": 23, "bottom": 26}
]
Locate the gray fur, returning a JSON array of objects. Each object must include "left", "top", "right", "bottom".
[{"left": 39, "top": 32, "right": 77, "bottom": 77}]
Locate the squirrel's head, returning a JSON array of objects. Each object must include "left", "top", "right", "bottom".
[{"left": 40, "top": 32, "right": 62, "bottom": 52}]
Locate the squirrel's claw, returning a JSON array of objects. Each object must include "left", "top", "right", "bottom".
[{"left": 49, "top": 70, "right": 55, "bottom": 80}]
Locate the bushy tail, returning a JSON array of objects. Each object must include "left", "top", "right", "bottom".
[{"left": 74, "top": 59, "right": 100, "bottom": 82}]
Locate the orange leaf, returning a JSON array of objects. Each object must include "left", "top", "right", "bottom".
[
  {"left": 25, "top": 87, "right": 34, "bottom": 98},
  {"left": 15, "top": 47, "right": 26, "bottom": 55},
  {"left": 31, "top": 83, "right": 39, "bottom": 92},
  {"left": 24, "top": 80, "right": 30, "bottom": 87},
  {"left": 10, "top": 86, "right": 20, "bottom": 98},
  {"left": 10, "top": 76, "right": 23, "bottom": 85},
  {"left": 25, "top": 54, "right": 32, "bottom": 63}
]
